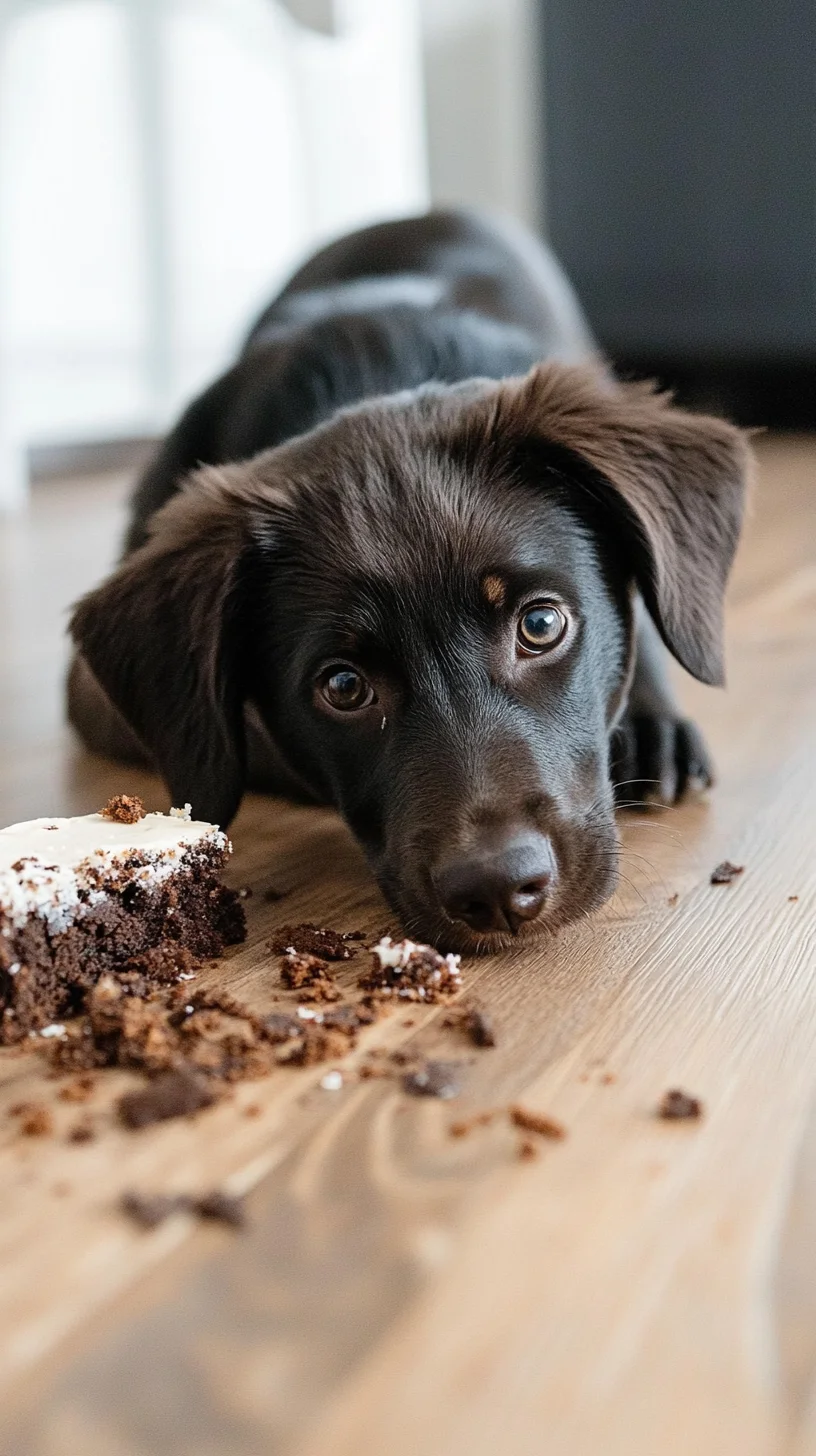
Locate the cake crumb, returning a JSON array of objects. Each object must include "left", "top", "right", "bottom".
[
  {"left": 270, "top": 924, "right": 356, "bottom": 961},
  {"left": 658, "top": 1088, "right": 703, "bottom": 1120},
  {"left": 322, "top": 1002, "right": 376, "bottom": 1034},
  {"left": 13, "top": 1102, "right": 53, "bottom": 1137},
  {"left": 262, "top": 1012, "right": 304, "bottom": 1044},
  {"left": 277, "top": 1025, "right": 350, "bottom": 1067},
  {"left": 118, "top": 1068, "right": 216, "bottom": 1129},
  {"left": 67, "top": 1117, "right": 95, "bottom": 1144},
  {"left": 121, "top": 1190, "right": 191, "bottom": 1229},
  {"left": 101, "top": 794, "right": 145, "bottom": 825},
  {"left": 449, "top": 1111, "right": 494, "bottom": 1137},
  {"left": 58, "top": 1075, "right": 97, "bottom": 1103},
  {"left": 243, "top": 1103, "right": 261, "bottom": 1118},
  {"left": 445, "top": 1005, "right": 496, "bottom": 1047},
  {"left": 403, "top": 1060, "right": 463, "bottom": 1099},
  {"left": 464, "top": 1007, "right": 496, "bottom": 1047},
  {"left": 710, "top": 861, "right": 744, "bottom": 886},
  {"left": 601, "top": 1072, "right": 617, "bottom": 1085},
  {"left": 361, "top": 938, "right": 462, "bottom": 1003},
  {"left": 121, "top": 1187, "right": 246, "bottom": 1230},
  {"left": 169, "top": 803, "right": 192, "bottom": 821},
  {"left": 509, "top": 1105, "right": 565, "bottom": 1140},
  {"left": 517, "top": 1137, "right": 539, "bottom": 1161},
  {"left": 280, "top": 951, "right": 340, "bottom": 1001},
  {"left": 195, "top": 1190, "right": 246, "bottom": 1229},
  {"left": 667, "top": 892, "right": 679, "bottom": 907}
]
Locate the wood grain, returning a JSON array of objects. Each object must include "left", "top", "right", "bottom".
[{"left": 0, "top": 440, "right": 815, "bottom": 1455}]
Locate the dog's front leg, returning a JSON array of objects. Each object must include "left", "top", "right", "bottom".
[{"left": 610, "top": 601, "right": 714, "bottom": 806}]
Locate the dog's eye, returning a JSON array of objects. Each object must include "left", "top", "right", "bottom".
[
  {"left": 517, "top": 602, "right": 569, "bottom": 654},
  {"left": 320, "top": 666, "right": 375, "bottom": 712}
]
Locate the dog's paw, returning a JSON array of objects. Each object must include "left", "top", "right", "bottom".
[{"left": 610, "top": 713, "right": 714, "bottom": 808}]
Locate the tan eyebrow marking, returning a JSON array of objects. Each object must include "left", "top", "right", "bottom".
[{"left": 481, "top": 574, "right": 506, "bottom": 607}]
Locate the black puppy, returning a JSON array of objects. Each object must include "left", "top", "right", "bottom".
[{"left": 69, "top": 210, "right": 751, "bottom": 950}]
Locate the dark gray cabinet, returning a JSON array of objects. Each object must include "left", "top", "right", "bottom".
[{"left": 540, "top": 0, "right": 816, "bottom": 420}]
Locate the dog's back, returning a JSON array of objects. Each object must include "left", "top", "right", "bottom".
[{"left": 126, "top": 210, "right": 595, "bottom": 552}]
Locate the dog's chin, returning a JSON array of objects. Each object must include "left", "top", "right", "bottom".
[{"left": 431, "top": 915, "right": 559, "bottom": 957}]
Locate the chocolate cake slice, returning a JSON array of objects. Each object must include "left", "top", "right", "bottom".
[{"left": 0, "top": 800, "right": 245, "bottom": 1043}]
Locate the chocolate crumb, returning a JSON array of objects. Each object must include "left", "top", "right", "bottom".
[
  {"left": 710, "top": 861, "right": 744, "bottom": 886},
  {"left": 465, "top": 1008, "right": 496, "bottom": 1047},
  {"left": 667, "top": 892, "right": 679, "bottom": 907},
  {"left": 789, "top": 895, "right": 799, "bottom": 903},
  {"left": 517, "top": 1137, "right": 539, "bottom": 1161},
  {"left": 322, "top": 1003, "right": 373, "bottom": 1034},
  {"left": 509, "top": 1105, "right": 565, "bottom": 1140},
  {"left": 269, "top": 924, "right": 355, "bottom": 961},
  {"left": 261, "top": 1012, "right": 304, "bottom": 1044},
  {"left": 118, "top": 1068, "right": 216, "bottom": 1129},
  {"left": 658, "top": 1088, "right": 703, "bottom": 1120},
  {"left": 360, "top": 938, "right": 462, "bottom": 1003},
  {"left": 58, "top": 1074, "right": 97, "bottom": 1103},
  {"left": 277, "top": 1025, "right": 350, "bottom": 1067},
  {"left": 449, "top": 1111, "right": 494, "bottom": 1137},
  {"left": 280, "top": 951, "right": 340, "bottom": 1001},
  {"left": 194, "top": 1190, "right": 246, "bottom": 1229},
  {"left": 67, "top": 1118, "right": 95, "bottom": 1144},
  {"left": 403, "top": 1060, "right": 463, "bottom": 1099},
  {"left": 101, "top": 794, "right": 146, "bottom": 825},
  {"left": 14, "top": 1102, "right": 53, "bottom": 1137},
  {"left": 447, "top": 1005, "right": 497, "bottom": 1047},
  {"left": 121, "top": 1187, "right": 246, "bottom": 1230},
  {"left": 121, "top": 1190, "right": 191, "bottom": 1229},
  {"left": 243, "top": 1103, "right": 262, "bottom": 1118},
  {"left": 263, "top": 886, "right": 286, "bottom": 902}
]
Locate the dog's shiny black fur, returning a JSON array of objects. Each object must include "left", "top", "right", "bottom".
[{"left": 69, "top": 210, "right": 751, "bottom": 950}]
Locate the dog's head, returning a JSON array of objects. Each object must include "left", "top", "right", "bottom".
[{"left": 71, "top": 364, "right": 751, "bottom": 950}]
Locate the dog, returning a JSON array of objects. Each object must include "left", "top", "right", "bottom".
[{"left": 68, "top": 209, "right": 752, "bottom": 951}]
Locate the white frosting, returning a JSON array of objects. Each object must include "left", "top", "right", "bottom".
[
  {"left": 0, "top": 811, "right": 227, "bottom": 934},
  {"left": 372, "top": 936, "right": 461, "bottom": 978}
]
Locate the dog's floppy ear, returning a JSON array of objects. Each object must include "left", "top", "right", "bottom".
[
  {"left": 70, "top": 465, "right": 270, "bottom": 827},
  {"left": 485, "top": 363, "right": 753, "bottom": 686}
]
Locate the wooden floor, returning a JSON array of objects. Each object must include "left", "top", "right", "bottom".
[{"left": 1, "top": 438, "right": 816, "bottom": 1456}]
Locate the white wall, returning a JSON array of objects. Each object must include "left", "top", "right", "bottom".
[
  {"left": 0, "top": 0, "right": 428, "bottom": 507},
  {"left": 419, "top": 0, "right": 543, "bottom": 230}
]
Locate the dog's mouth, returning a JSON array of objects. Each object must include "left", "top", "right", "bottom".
[{"left": 375, "top": 821, "right": 621, "bottom": 955}]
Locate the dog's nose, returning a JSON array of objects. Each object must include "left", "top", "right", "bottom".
[{"left": 435, "top": 834, "right": 557, "bottom": 935}]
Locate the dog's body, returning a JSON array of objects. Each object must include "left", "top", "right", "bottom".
[{"left": 69, "top": 210, "right": 751, "bottom": 950}]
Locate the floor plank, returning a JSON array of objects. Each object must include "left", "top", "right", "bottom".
[{"left": 0, "top": 439, "right": 815, "bottom": 1455}]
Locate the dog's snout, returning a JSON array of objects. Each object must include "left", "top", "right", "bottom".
[{"left": 435, "top": 833, "right": 557, "bottom": 935}]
